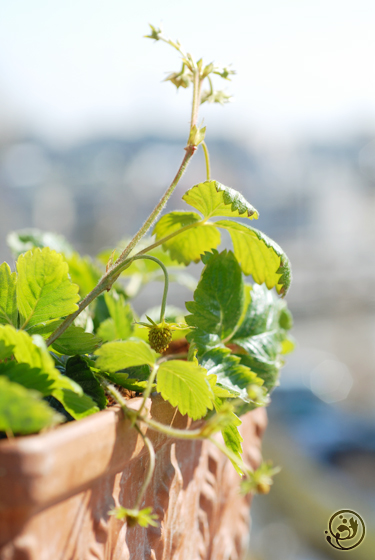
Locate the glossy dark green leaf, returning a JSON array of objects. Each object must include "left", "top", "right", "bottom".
[
  {"left": 0, "top": 377, "right": 63, "bottom": 435},
  {"left": 199, "top": 346, "right": 262, "bottom": 402},
  {"left": 102, "top": 365, "right": 152, "bottom": 392},
  {"left": 182, "top": 180, "right": 259, "bottom": 220},
  {"left": 0, "top": 263, "right": 18, "bottom": 327},
  {"left": 232, "top": 284, "right": 293, "bottom": 391},
  {"left": 185, "top": 250, "right": 244, "bottom": 339},
  {"left": 215, "top": 221, "right": 292, "bottom": 296},
  {"left": 65, "top": 356, "right": 107, "bottom": 409}
]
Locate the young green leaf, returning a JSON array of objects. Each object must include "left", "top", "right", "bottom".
[
  {"left": 215, "top": 221, "right": 292, "bottom": 296},
  {"left": 185, "top": 250, "right": 244, "bottom": 339},
  {"left": 153, "top": 211, "right": 220, "bottom": 265},
  {"left": 64, "top": 252, "right": 101, "bottom": 298},
  {"left": 0, "top": 326, "right": 82, "bottom": 395},
  {"left": 29, "top": 321, "right": 101, "bottom": 355},
  {"left": 157, "top": 360, "right": 214, "bottom": 420},
  {"left": 96, "top": 292, "right": 134, "bottom": 342},
  {"left": 7, "top": 229, "right": 74, "bottom": 258},
  {"left": 95, "top": 340, "right": 156, "bottom": 372},
  {"left": 213, "top": 397, "right": 244, "bottom": 475},
  {"left": 182, "top": 180, "right": 259, "bottom": 220},
  {"left": 0, "top": 377, "right": 63, "bottom": 435},
  {"left": 52, "top": 388, "right": 99, "bottom": 419},
  {"left": 16, "top": 247, "right": 80, "bottom": 329},
  {"left": 65, "top": 356, "right": 107, "bottom": 409},
  {"left": 0, "top": 263, "right": 18, "bottom": 327}
]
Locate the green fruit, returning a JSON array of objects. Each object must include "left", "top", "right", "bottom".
[{"left": 148, "top": 324, "right": 172, "bottom": 353}]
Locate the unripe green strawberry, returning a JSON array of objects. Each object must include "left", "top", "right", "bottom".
[{"left": 148, "top": 324, "right": 172, "bottom": 353}]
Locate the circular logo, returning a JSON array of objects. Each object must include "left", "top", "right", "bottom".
[{"left": 325, "top": 510, "right": 365, "bottom": 550}]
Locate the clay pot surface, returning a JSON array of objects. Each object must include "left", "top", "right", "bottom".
[{"left": 0, "top": 396, "right": 267, "bottom": 560}]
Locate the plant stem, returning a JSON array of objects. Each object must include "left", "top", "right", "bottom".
[
  {"left": 130, "top": 255, "right": 169, "bottom": 322},
  {"left": 201, "top": 141, "right": 211, "bottom": 181},
  {"left": 140, "top": 415, "right": 203, "bottom": 439},
  {"left": 137, "top": 364, "right": 158, "bottom": 419},
  {"left": 46, "top": 61, "right": 204, "bottom": 347},
  {"left": 133, "top": 429, "right": 156, "bottom": 510}
]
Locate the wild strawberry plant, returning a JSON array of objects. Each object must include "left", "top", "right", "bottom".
[{"left": 0, "top": 25, "right": 293, "bottom": 526}]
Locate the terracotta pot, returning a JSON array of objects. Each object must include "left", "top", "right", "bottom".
[{"left": 0, "top": 395, "right": 267, "bottom": 560}]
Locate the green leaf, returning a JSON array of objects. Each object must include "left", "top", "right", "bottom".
[
  {"left": 64, "top": 252, "right": 101, "bottom": 298},
  {"left": 16, "top": 247, "right": 80, "bottom": 329},
  {"left": 99, "top": 292, "right": 134, "bottom": 341},
  {"left": 183, "top": 180, "right": 259, "bottom": 220},
  {"left": 0, "top": 325, "right": 82, "bottom": 395},
  {"left": 29, "top": 321, "right": 101, "bottom": 355},
  {"left": 0, "top": 377, "right": 63, "bottom": 435},
  {"left": 185, "top": 250, "right": 244, "bottom": 339},
  {"left": 52, "top": 388, "right": 99, "bottom": 419},
  {"left": 213, "top": 398, "right": 244, "bottom": 475},
  {"left": 95, "top": 339, "right": 156, "bottom": 372},
  {"left": 7, "top": 229, "right": 74, "bottom": 258},
  {"left": 157, "top": 360, "right": 214, "bottom": 420},
  {"left": 0, "top": 263, "right": 18, "bottom": 327},
  {"left": 199, "top": 346, "right": 262, "bottom": 402},
  {"left": 102, "top": 365, "right": 152, "bottom": 392},
  {"left": 153, "top": 211, "right": 221, "bottom": 265},
  {"left": 232, "top": 284, "right": 292, "bottom": 391},
  {"left": 65, "top": 356, "right": 107, "bottom": 409},
  {"left": 215, "top": 221, "right": 292, "bottom": 295}
]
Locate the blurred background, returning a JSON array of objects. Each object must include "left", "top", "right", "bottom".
[{"left": 0, "top": 1, "right": 374, "bottom": 557}]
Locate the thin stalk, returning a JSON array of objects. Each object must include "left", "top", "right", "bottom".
[
  {"left": 137, "top": 364, "right": 158, "bottom": 419},
  {"left": 208, "top": 435, "right": 249, "bottom": 474},
  {"left": 46, "top": 61, "right": 204, "bottom": 347},
  {"left": 201, "top": 141, "right": 211, "bottom": 181},
  {"left": 129, "top": 255, "right": 169, "bottom": 322},
  {"left": 140, "top": 415, "right": 203, "bottom": 439},
  {"left": 133, "top": 429, "right": 156, "bottom": 510}
]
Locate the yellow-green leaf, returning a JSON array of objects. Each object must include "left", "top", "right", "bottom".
[
  {"left": 215, "top": 221, "right": 292, "bottom": 295},
  {"left": 183, "top": 180, "right": 259, "bottom": 220},
  {"left": 0, "top": 262, "right": 18, "bottom": 327},
  {"left": 95, "top": 339, "right": 156, "bottom": 372},
  {"left": 153, "top": 211, "right": 220, "bottom": 265},
  {"left": 17, "top": 247, "right": 80, "bottom": 329}
]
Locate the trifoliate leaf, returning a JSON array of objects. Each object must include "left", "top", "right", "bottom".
[
  {"left": 95, "top": 339, "right": 156, "bottom": 372},
  {"left": 153, "top": 211, "right": 220, "bottom": 265},
  {"left": 0, "top": 377, "right": 63, "bottom": 435},
  {"left": 16, "top": 247, "right": 80, "bottom": 329},
  {"left": 65, "top": 356, "right": 107, "bottom": 409},
  {"left": 215, "top": 221, "right": 292, "bottom": 295},
  {"left": 29, "top": 321, "right": 101, "bottom": 355},
  {"left": 157, "top": 360, "right": 214, "bottom": 420},
  {"left": 185, "top": 250, "right": 244, "bottom": 340},
  {"left": 183, "top": 180, "right": 259, "bottom": 220},
  {"left": 0, "top": 263, "right": 18, "bottom": 327}
]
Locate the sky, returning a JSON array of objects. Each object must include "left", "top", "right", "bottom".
[{"left": 0, "top": 0, "right": 375, "bottom": 144}]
